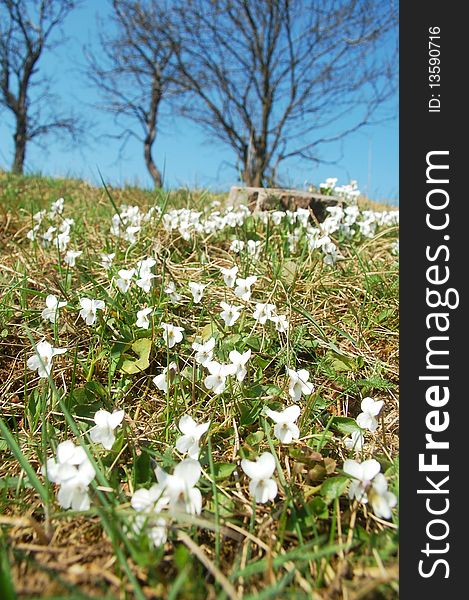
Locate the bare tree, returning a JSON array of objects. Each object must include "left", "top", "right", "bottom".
[
  {"left": 0, "top": 0, "right": 82, "bottom": 174},
  {"left": 166, "top": 0, "right": 398, "bottom": 187},
  {"left": 86, "top": 0, "right": 178, "bottom": 188}
]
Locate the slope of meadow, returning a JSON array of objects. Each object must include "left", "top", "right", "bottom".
[{"left": 0, "top": 173, "right": 399, "bottom": 599}]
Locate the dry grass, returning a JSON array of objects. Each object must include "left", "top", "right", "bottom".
[{"left": 0, "top": 173, "right": 399, "bottom": 599}]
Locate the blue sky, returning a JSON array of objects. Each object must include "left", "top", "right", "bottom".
[{"left": 0, "top": 2, "right": 399, "bottom": 204}]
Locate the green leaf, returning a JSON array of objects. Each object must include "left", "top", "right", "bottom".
[
  {"left": 245, "top": 336, "right": 261, "bottom": 351},
  {"left": 331, "top": 417, "right": 362, "bottom": 435},
  {"left": 200, "top": 322, "right": 219, "bottom": 340},
  {"left": 245, "top": 430, "right": 265, "bottom": 446},
  {"left": 121, "top": 338, "right": 152, "bottom": 374},
  {"left": 0, "top": 542, "right": 16, "bottom": 600},
  {"left": 320, "top": 476, "right": 349, "bottom": 505},
  {"left": 281, "top": 259, "right": 298, "bottom": 284},
  {"left": 327, "top": 351, "right": 357, "bottom": 372},
  {"left": 212, "top": 463, "right": 236, "bottom": 481},
  {"left": 133, "top": 451, "right": 152, "bottom": 486}
]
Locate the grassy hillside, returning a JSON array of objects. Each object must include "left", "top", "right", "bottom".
[{"left": 0, "top": 173, "right": 399, "bottom": 599}]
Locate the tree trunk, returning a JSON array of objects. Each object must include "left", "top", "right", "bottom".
[
  {"left": 12, "top": 116, "right": 27, "bottom": 174},
  {"left": 144, "top": 137, "right": 162, "bottom": 188}
]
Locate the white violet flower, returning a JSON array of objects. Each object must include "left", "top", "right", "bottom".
[
  {"left": 220, "top": 302, "right": 242, "bottom": 327},
  {"left": 79, "top": 298, "right": 105, "bottom": 326},
  {"left": 228, "top": 349, "right": 251, "bottom": 382},
  {"left": 161, "top": 323, "right": 184, "bottom": 348},
  {"left": 287, "top": 368, "right": 314, "bottom": 402},
  {"left": 264, "top": 405, "right": 301, "bottom": 444},
  {"left": 356, "top": 397, "right": 384, "bottom": 432},
  {"left": 176, "top": 415, "right": 210, "bottom": 459},
  {"left": 27, "top": 340, "right": 67, "bottom": 378},
  {"left": 234, "top": 276, "right": 258, "bottom": 301},
  {"left": 241, "top": 452, "right": 278, "bottom": 503},
  {"left": 153, "top": 362, "right": 177, "bottom": 393},
  {"left": 220, "top": 265, "right": 238, "bottom": 288},
  {"left": 192, "top": 337, "right": 216, "bottom": 366},
  {"left": 136, "top": 307, "right": 153, "bottom": 329},
  {"left": 344, "top": 430, "right": 365, "bottom": 452},
  {"left": 189, "top": 282, "right": 207, "bottom": 304},
  {"left": 154, "top": 458, "right": 203, "bottom": 515},
  {"left": 204, "top": 361, "right": 236, "bottom": 394},
  {"left": 41, "top": 295, "right": 67, "bottom": 324},
  {"left": 89, "top": 409, "right": 125, "bottom": 450},
  {"left": 64, "top": 249, "right": 82, "bottom": 267}
]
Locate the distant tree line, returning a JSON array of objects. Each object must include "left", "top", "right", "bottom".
[{"left": 0, "top": 0, "right": 398, "bottom": 187}]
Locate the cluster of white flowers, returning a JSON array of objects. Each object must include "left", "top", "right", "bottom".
[
  {"left": 343, "top": 397, "right": 385, "bottom": 452},
  {"left": 43, "top": 410, "right": 125, "bottom": 511},
  {"left": 26, "top": 198, "right": 83, "bottom": 263},
  {"left": 190, "top": 335, "right": 252, "bottom": 394},
  {"left": 115, "top": 256, "right": 157, "bottom": 294},
  {"left": 26, "top": 186, "right": 397, "bottom": 553},
  {"left": 162, "top": 205, "right": 250, "bottom": 240},
  {"left": 44, "top": 440, "right": 96, "bottom": 510},
  {"left": 319, "top": 177, "right": 361, "bottom": 203},
  {"left": 343, "top": 458, "right": 397, "bottom": 519},
  {"left": 130, "top": 414, "right": 211, "bottom": 547}
]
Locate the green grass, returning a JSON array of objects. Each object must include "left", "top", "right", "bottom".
[{"left": 0, "top": 172, "right": 399, "bottom": 599}]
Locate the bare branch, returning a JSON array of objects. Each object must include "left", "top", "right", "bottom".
[
  {"left": 0, "top": 0, "right": 83, "bottom": 173},
  {"left": 165, "top": 0, "right": 398, "bottom": 186},
  {"left": 85, "top": 0, "right": 180, "bottom": 188}
]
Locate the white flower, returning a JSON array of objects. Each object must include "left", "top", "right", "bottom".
[
  {"left": 116, "top": 268, "right": 135, "bottom": 293},
  {"left": 124, "top": 225, "right": 140, "bottom": 244},
  {"left": 253, "top": 302, "right": 276, "bottom": 325},
  {"left": 41, "top": 295, "right": 67, "bottom": 324},
  {"left": 234, "top": 276, "right": 257, "bottom": 301},
  {"left": 246, "top": 239, "right": 261, "bottom": 256},
  {"left": 344, "top": 430, "right": 365, "bottom": 452},
  {"left": 343, "top": 459, "right": 397, "bottom": 519},
  {"left": 64, "top": 249, "right": 82, "bottom": 267},
  {"left": 271, "top": 211, "right": 285, "bottom": 225},
  {"left": 264, "top": 405, "right": 301, "bottom": 444},
  {"left": 176, "top": 415, "right": 210, "bottom": 459},
  {"left": 161, "top": 323, "right": 184, "bottom": 348},
  {"left": 44, "top": 440, "right": 95, "bottom": 511},
  {"left": 271, "top": 314, "right": 289, "bottom": 332},
  {"left": 154, "top": 458, "right": 203, "bottom": 515},
  {"left": 136, "top": 257, "right": 157, "bottom": 292},
  {"left": 287, "top": 368, "right": 314, "bottom": 402},
  {"left": 27, "top": 224, "right": 40, "bottom": 240},
  {"left": 356, "top": 397, "right": 384, "bottom": 433},
  {"left": 189, "top": 282, "right": 207, "bottom": 304},
  {"left": 241, "top": 452, "right": 278, "bottom": 503},
  {"left": 220, "top": 265, "right": 238, "bottom": 288},
  {"left": 136, "top": 307, "right": 153, "bottom": 329},
  {"left": 100, "top": 252, "right": 115, "bottom": 270},
  {"left": 131, "top": 484, "right": 168, "bottom": 547},
  {"left": 49, "top": 197, "right": 65, "bottom": 217},
  {"left": 368, "top": 473, "right": 397, "bottom": 519},
  {"left": 79, "top": 298, "right": 105, "bottom": 326},
  {"left": 220, "top": 302, "right": 242, "bottom": 327},
  {"left": 44, "top": 440, "right": 87, "bottom": 484},
  {"left": 165, "top": 281, "right": 182, "bottom": 304},
  {"left": 230, "top": 239, "right": 245, "bottom": 253},
  {"left": 89, "top": 409, "right": 125, "bottom": 450},
  {"left": 228, "top": 349, "right": 251, "bottom": 382},
  {"left": 192, "top": 337, "right": 216, "bottom": 366},
  {"left": 54, "top": 231, "right": 70, "bottom": 252},
  {"left": 27, "top": 340, "right": 67, "bottom": 378},
  {"left": 33, "top": 209, "right": 46, "bottom": 223},
  {"left": 343, "top": 458, "right": 381, "bottom": 504},
  {"left": 153, "top": 362, "right": 177, "bottom": 393},
  {"left": 204, "top": 361, "right": 236, "bottom": 394}
]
